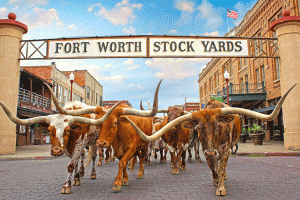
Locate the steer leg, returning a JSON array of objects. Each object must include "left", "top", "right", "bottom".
[
  {"left": 195, "top": 141, "right": 202, "bottom": 163},
  {"left": 180, "top": 143, "right": 188, "bottom": 171},
  {"left": 97, "top": 147, "right": 104, "bottom": 166},
  {"left": 168, "top": 145, "right": 179, "bottom": 175},
  {"left": 216, "top": 150, "right": 230, "bottom": 196},
  {"left": 206, "top": 157, "right": 218, "bottom": 187},
  {"left": 187, "top": 147, "right": 193, "bottom": 163},
  {"left": 61, "top": 137, "right": 87, "bottom": 194},
  {"left": 137, "top": 148, "right": 147, "bottom": 179},
  {"left": 79, "top": 150, "right": 85, "bottom": 177},
  {"left": 90, "top": 144, "right": 97, "bottom": 179},
  {"left": 72, "top": 163, "right": 80, "bottom": 186},
  {"left": 113, "top": 148, "right": 136, "bottom": 192}
]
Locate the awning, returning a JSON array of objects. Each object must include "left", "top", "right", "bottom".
[{"left": 254, "top": 106, "right": 275, "bottom": 113}]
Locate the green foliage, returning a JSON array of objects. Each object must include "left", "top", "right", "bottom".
[{"left": 241, "top": 127, "right": 248, "bottom": 135}]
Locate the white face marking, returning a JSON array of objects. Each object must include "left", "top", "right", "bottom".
[
  {"left": 47, "top": 114, "right": 74, "bottom": 146},
  {"left": 152, "top": 126, "right": 156, "bottom": 134},
  {"left": 167, "top": 144, "right": 175, "bottom": 153},
  {"left": 182, "top": 143, "right": 189, "bottom": 151}
]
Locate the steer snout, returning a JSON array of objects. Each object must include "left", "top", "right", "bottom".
[
  {"left": 204, "top": 149, "right": 219, "bottom": 158},
  {"left": 96, "top": 140, "right": 108, "bottom": 148},
  {"left": 51, "top": 147, "right": 64, "bottom": 156}
]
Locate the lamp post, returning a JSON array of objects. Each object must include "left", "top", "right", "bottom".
[
  {"left": 69, "top": 72, "right": 75, "bottom": 101},
  {"left": 224, "top": 70, "right": 230, "bottom": 106}
]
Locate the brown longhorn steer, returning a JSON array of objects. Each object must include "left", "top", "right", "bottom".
[
  {"left": 157, "top": 107, "right": 190, "bottom": 174},
  {"left": 94, "top": 80, "right": 162, "bottom": 192},
  {"left": 125, "top": 84, "right": 296, "bottom": 196}
]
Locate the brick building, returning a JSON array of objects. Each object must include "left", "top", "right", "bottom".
[
  {"left": 22, "top": 62, "right": 103, "bottom": 110},
  {"left": 198, "top": 0, "right": 299, "bottom": 141},
  {"left": 102, "top": 100, "right": 132, "bottom": 108},
  {"left": 17, "top": 68, "right": 53, "bottom": 146}
]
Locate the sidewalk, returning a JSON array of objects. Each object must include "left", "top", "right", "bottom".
[{"left": 0, "top": 140, "right": 299, "bottom": 161}]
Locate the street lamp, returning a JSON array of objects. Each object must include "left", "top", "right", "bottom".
[
  {"left": 69, "top": 72, "right": 75, "bottom": 101},
  {"left": 224, "top": 70, "right": 230, "bottom": 106}
]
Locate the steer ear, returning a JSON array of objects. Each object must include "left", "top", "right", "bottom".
[
  {"left": 217, "top": 114, "right": 235, "bottom": 123},
  {"left": 182, "top": 120, "right": 198, "bottom": 129}
]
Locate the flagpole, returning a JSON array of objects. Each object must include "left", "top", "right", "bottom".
[{"left": 227, "top": 16, "right": 229, "bottom": 33}]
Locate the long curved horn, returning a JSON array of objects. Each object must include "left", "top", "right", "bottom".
[
  {"left": 0, "top": 100, "right": 48, "bottom": 125},
  {"left": 140, "top": 100, "right": 145, "bottom": 110},
  {"left": 221, "top": 84, "right": 296, "bottom": 120},
  {"left": 72, "top": 100, "right": 123, "bottom": 125},
  {"left": 146, "top": 100, "right": 151, "bottom": 110},
  {"left": 125, "top": 113, "right": 193, "bottom": 141},
  {"left": 122, "top": 79, "right": 162, "bottom": 117},
  {"left": 44, "top": 82, "right": 98, "bottom": 115}
]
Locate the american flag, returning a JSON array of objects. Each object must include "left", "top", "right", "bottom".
[{"left": 227, "top": 8, "right": 238, "bottom": 19}]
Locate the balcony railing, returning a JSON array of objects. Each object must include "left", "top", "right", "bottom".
[
  {"left": 18, "top": 88, "right": 51, "bottom": 109},
  {"left": 217, "top": 82, "right": 266, "bottom": 96}
]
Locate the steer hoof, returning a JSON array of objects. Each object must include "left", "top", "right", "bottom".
[
  {"left": 172, "top": 169, "right": 179, "bottom": 175},
  {"left": 179, "top": 166, "right": 186, "bottom": 171},
  {"left": 198, "top": 159, "right": 203, "bottom": 163},
  {"left": 146, "top": 161, "right": 151, "bottom": 166},
  {"left": 105, "top": 160, "right": 109, "bottom": 164},
  {"left": 137, "top": 174, "right": 144, "bottom": 179},
  {"left": 112, "top": 185, "right": 122, "bottom": 192},
  {"left": 61, "top": 186, "right": 71, "bottom": 194},
  {"left": 90, "top": 173, "right": 96, "bottom": 179},
  {"left": 122, "top": 181, "right": 129, "bottom": 186},
  {"left": 79, "top": 170, "right": 84, "bottom": 177},
  {"left": 223, "top": 174, "right": 228, "bottom": 180},
  {"left": 188, "top": 158, "right": 192, "bottom": 163},
  {"left": 170, "top": 163, "right": 174, "bottom": 168},
  {"left": 97, "top": 161, "right": 102, "bottom": 166},
  {"left": 216, "top": 187, "right": 227, "bottom": 196},
  {"left": 72, "top": 178, "right": 80, "bottom": 186}
]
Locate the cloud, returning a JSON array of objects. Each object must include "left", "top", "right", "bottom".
[
  {"left": 123, "top": 26, "right": 135, "bottom": 34},
  {"left": 88, "top": 0, "right": 142, "bottom": 25},
  {"left": 147, "top": 33, "right": 152, "bottom": 35},
  {"left": 102, "top": 75, "right": 125, "bottom": 81},
  {"left": 204, "top": 31, "right": 220, "bottom": 36},
  {"left": 174, "top": 0, "right": 195, "bottom": 12},
  {"left": 233, "top": 1, "right": 257, "bottom": 26},
  {"left": 196, "top": 0, "right": 223, "bottom": 32},
  {"left": 126, "top": 65, "right": 139, "bottom": 70},
  {"left": 103, "top": 64, "right": 112, "bottom": 68},
  {"left": 68, "top": 24, "right": 75, "bottom": 29},
  {"left": 9, "top": 0, "right": 48, "bottom": 7},
  {"left": 0, "top": 7, "right": 8, "bottom": 18},
  {"left": 21, "top": 7, "right": 61, "bottom": 29},
  {"left": 145, "top": 58, "right": 209, "bottom": 80},
  {"left": 124, "top": 59, "right": 134, "bottom": 65}
]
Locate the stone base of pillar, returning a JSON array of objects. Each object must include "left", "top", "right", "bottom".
[
  {"left": 284, "top": 132, "right": 300, "bottom": 150},
  {"left": 0, "top": 135, "right": 16, "bottom": 155}
]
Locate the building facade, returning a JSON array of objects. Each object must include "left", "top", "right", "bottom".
[
  {"left": 198, "top": 0, "right": 300, "bottom": 141},
  {"left": 17, "top": 68, "right": 53, "bottom": 146}
]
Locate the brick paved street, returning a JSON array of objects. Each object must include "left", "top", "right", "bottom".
[{"left": 0, "top": 154, "right": 300, "bottom": 200}]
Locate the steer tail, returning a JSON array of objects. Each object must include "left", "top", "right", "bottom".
[
  {"left": 84, "top": 147, "right": 93, "bottom": 168},
  {"left": 129, "top": 154, "right": 138, "bottom": 173}
]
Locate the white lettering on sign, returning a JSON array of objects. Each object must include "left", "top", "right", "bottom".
[
  {"left": 48, "top": 37, "right": 147, "bottom": 58},
  {"left": 47, "top": 36, "right": 249, "bottom": 59},
  {"left": 149, "top": 37, "right": 248, "bottom": 57}
]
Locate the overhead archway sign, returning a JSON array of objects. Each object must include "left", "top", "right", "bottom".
[{"left": 20, "top": 35, "right": 278, "bottom": 60}]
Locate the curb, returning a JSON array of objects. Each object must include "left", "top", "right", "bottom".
[
  {"left": 236, "top": 152, "right": 300, "bottom": 156},
  {"left": 0, "top": 155, "right": 67, "bottom": 161}
]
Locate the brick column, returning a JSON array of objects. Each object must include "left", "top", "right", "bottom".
[
  {"left": 0, "top": 13, "right": 28, "bottom": 154},
  {"left": 271, "top": 10, "right": 300, "bottom": 150}
]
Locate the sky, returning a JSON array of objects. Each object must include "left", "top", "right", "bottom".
[{"left": 1, "top": 0, "right": 257, "bottom": 111}]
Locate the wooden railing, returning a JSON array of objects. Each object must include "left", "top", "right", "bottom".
[
  {"left": 217, "top": 82, "right": 266, "bottom": 96},
  {"left": 18, "top": 88, "right": 51, "bottom": 109}
]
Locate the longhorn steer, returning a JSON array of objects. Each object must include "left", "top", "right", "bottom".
[
  {"left": 95, "top": 80, "right": 162, "bottom": 192},
  {"left": 187, "top": 126, "right": 202, "bottom": 163},
  {"left": 156, "top": 107, "right": 191, "bottom": 174},
  {"left": 0, "top": 90, "right": 120, "bottom": 194},
  {"left": 125, "top": 84, "right": 296, "bottom": 196}
]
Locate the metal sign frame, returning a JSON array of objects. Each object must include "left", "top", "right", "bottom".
[{"left": 19, "top": 35, "right": 279, "bottom": 60}]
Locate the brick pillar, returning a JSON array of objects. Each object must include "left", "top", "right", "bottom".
[
  {"left": 0, "top": 13, "right": 28, "bottom": 154},
  {"left": 270, "top": 10, "right": 300, "bottom": 150}
]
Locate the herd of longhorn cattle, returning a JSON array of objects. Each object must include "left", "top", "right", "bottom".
[{"left": 0, "top": 80, "right": 296, "bottom": 196}]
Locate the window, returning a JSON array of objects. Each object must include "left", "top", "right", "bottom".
[
  {"left": 245, "top": 75, "right": 248, "bottom": 83},
  {"left": 58, "top": 85, "right": 62, "bottom": 102},
  {"left": 214, "top": 72, "right": 219, "bottom": 87},
  {"left": 99, "top": 95, "right": 102, "bottom": 106},
  {"left": 239, "top": 58, "right": 243, "bottom": 70},
  {"left": 254, "top": 32, "right": 262, "bottom": 56},
  {"left": 87, "top": 86, "right": 90, "bottom": 99},
  {"left": 256, "top": 68, "right": 260, "bottom": 84},
  {"left": 204, "top": 83, "right": 207, "bottom": 97},
  {"left": 91, "top": 90, "right": 94, "bottom": 102},
  {"left": 200, "top": 86, "right": 203, "bottom": 99},
  {"left": 275, "top": 58, "right": 280, "bottom": 81},
  {"left": 229, "top": 60, "right": 232, "bottom": 77},
  {"left": 244, "top": 58, "right": 248, "bottom": 66},
  {"left": 260, "top": 65, "right": 265, "bottom": 83},
  {"left": 96, "top": 94, "right": 97, "bottom": 105},
  {"left": 64, "top": 89, "right": 68, "bottom": 103}
]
